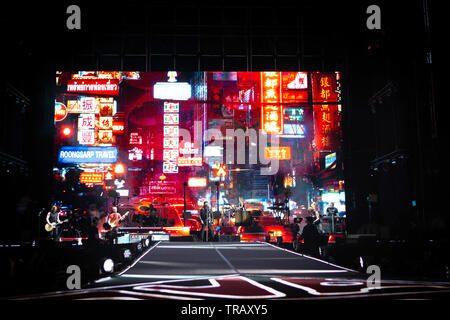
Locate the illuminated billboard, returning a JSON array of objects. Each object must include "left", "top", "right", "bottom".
[
  {"left": 325, "top": 152, "right": 337, "bottom": 168},
  {"left": 67, "top": 79, "right": 119, "bottom": 96},
  {"left": 58, "top": 146, "right": 118, "bottom": 164},
  {"left": 264, "top": 147, "right": 291, "bottom": 160},
  {"left": 261, "top": 72, "right": 283, "bottom": 135},
  {"left": 54, "top": 71, "right": 344, "bottom": 214},
  {"left": 54, "top": 102, "right": 67, "bottom": 122},
  {"left": 188, "top": 177, "right": 207, "bottom": 187},
  {"left": 80, "top": 172, "right": 103, "bottom": 184}
]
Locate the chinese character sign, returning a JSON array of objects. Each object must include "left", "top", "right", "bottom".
[
  {"left": 98, "top": 130, "right": 113, "bottom": 144},
  {"left": 78, "top": 129, "right": 95, "bottom": 145},
  {"left": 164, "top": 114, "right": 179, "bottom": 125},
  {"left": 311, "top": 73, "right": 338, "bottom": 103},
  {"left": 78, "top": 114, "right": 96, "bottom": 130},
  {"left": 313, "top": 104, "right": 339, "bottom": 151},
  {"left": 261, "top": 72, "right": 283, "bottom": 135},
  {"left": 163, "top": 149, "right": 179, "bottom": 162},
  {"left": 264, "top": 146, "right": 291, "bottom": 160},
  {"left": 79, "top": 97, "right": 97, "bottom": 113},
  {"left": 99, "top": 117, "right": 113, "bottom": 130},
  {"left": 164, "top": 102, "right": 179, "bottom": 113},
  {"left": 163, "top": 102, "right": 179, "bottom": 173}
]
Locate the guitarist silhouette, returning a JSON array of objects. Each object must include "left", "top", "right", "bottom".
[
  {"left": 45, "top": 205, "right": 66, "bottom": 240},
  {"left": 106, "top": 206, "right": 129, "bottom": 229}
]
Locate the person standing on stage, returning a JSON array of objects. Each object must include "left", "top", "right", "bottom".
[
  {"left": 199, "top": 201, "right": 214, "bottom": 242},
  {"left": 309, "top": 203, "right": 323, "bottom": 234},
  {"left": 107, "top": 206, "right": 127, "bottom": 230},
  {"left": 46, "top": 205, "right": 62, "bottom": 240},
  {"left": 326, "top": 202, "right": 339, "bottom": 234},
  {"left": 298, "top": 216, "right": 321, "bottom": 257}
]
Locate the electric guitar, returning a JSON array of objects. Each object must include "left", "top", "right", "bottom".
[
  {"left": 108, "top": 211, "right": 130, "bottom": 228},
  {"left": 45, "top": 219, "right": 68, "bottom": 232}
]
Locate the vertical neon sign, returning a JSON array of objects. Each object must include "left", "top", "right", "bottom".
[
  {"left": 261, "top": 72, "right": 283, "bottom": 135},
  {"left": 163, "top": 102, "right": 179, "bottom": 173}
]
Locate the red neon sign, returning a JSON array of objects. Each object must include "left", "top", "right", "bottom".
[
  {"left": 214, "top": 165, "right": 227, "bottom": 177},
  {"left": 149, "top": 181, "right": 177, "bottom": 194},
  {"left": 261, "top": 72, "right": 283, "bottom": 135},
  {"left": 112, "top": 121, "right": 124, "bottom": 134},
  {"left": 312, "top": 73, "right": 338, "bottom": 103},
  {"left": 67, "top": 79, "right": 119, "bottom": 96},
  {"left": 55, "top": 102, "right": 67, "bottom": 122},
  {"left": 313, "top": 104, "right": 339, "bottom": 151},
  {"left": 281, "top": 72, "right": 309, "bottom": 103}
]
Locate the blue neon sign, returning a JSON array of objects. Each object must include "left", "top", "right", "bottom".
[{"left": 58, "top": 146, "right": 118, "bottom": 164}]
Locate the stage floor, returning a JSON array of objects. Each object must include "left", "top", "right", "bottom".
[{"left": 12, "top": 241, "right": 450, "bottom": 300}]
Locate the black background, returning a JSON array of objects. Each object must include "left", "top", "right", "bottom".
[{"left": 0, "top": 0, "right": 446, "bottom": 296}]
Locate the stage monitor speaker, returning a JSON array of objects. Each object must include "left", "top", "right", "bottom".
[{"left": 218, "top": 235, "right": 240, "bottom": 242}]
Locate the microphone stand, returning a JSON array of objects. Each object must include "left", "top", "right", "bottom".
[
  {"left": 37, "top": 208, "right": 45, "bottom": 240},
  {"left": 205, "top": 208, "right": 209, "bottom": 242}
]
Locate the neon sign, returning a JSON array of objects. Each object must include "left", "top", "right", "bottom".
[
  {"left": 98, "top": 130, "right": 113, "bottom": 144},
  {"left": 129, "top": 147, "right": 143, "bottom": 161},
  {"left": 149, "top": 181, "right": 177, "bottom": 194},
  {"left": 179, "top": 141, "right": 199, "bottom": 155},
  {"left": 78, "top": 114, "right": 96, "bottom": 130},
  {"left": 129, "top": 132, "right": 142, "bottom": 145},
  {"left": 54, "top": 102, "right": 67, "bottom": 122},
  {"left": 66, "top": 100, "right": 80, "bottom": 113},
  {"left": 154, "top": 72, "right": 191, "bottom": 101},
  {"left": 58, "top": 146, "right": 118, "bottom": 164},
  {"left": 177, "top": 157, "right": 203, "bottom": 167},
  {"left": 79, "top": 97, "right": 97, "bottom": 113},
  {"left": 188, "top": 177, "right": 207, "bottom": 187},
  {"left": 312, "top": 73, "right": 338, "bottom": 103},
  {"left": 164, "top": 102, "right": 180, "bottom": 113},
  {"left": 285, "top": 72, "right": 308, "bottom": 89},
  {"left": 264, "top": 146, "right": 291, "bottom": 160},
  {"left": 77, "top": 129, "right": 95, "bottom": 145},
  {"left": 313, "top": 104, "right": 338, "bottom": 151},
  {"left": 164, "top": 114, "right": 179, "bottom": 125},
  {"left": 67, "top": 79, "right": 119, "bottom": 96},
  {"left": 163, "top": 150, "right": 179, "bottom": 162},
  {"left": 163, "top": 101, "right": 179, "bottom": 173},
  {"left": 112, "top": 121, "right": 124, "bottom": 134},
  {"left": 80, "top": 172, "right": 103, "bottom": 184},
  {"left": 325, "top": 152, "right": 337, "bottom": 168},
  {"left": 261, "top": 72, "right": 283, "bottom": 135},
  {"left": 98, "top": 117, "right": 113, "bottom": 130}
]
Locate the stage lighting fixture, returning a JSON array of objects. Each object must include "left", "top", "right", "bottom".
[
  {"left": 123, "top": 249, "right": 132, "bottom": 259},
  {"left": 102, "top": 258, "right": 114, "bottom": 273}
]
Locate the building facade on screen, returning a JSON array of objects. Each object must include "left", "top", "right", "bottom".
[{"left": 53, "top": 71, "right": 345, "bottom": 216}]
